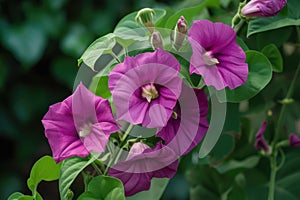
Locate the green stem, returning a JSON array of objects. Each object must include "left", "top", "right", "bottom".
[
  {"left": 91, "top": 162, "right": 103, "bottom": 175},
  {"left": 111, "top": 52, "right": 121, "bottom": 63},
  {"left": 103, "top": 124, "right": 134, "bottom": 175},
  {"left": 273, "top": 62, "right": 300, "bottom": 145},
  {"left": 268, "top": 154, "right": 277, "bottom": 200},
  {"left": 124, "top": 48, "right": 128, "bottom": 57},
  {"left": 233, "top": 19, "right": 245, "bottom": 34},
  {"left": 114, "top": 124, "right": 134, "bottom": 164},
  {"left": 268, "top": 62, "right": 300, "bottom": 200}
]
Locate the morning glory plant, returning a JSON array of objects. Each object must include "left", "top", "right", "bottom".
[{"left": 7, "top": 0, "right": 300, "bottom": 200}]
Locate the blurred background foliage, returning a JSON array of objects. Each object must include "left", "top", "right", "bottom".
[{"left": 1, "top": 0, "right": 300, "bottom": 199}]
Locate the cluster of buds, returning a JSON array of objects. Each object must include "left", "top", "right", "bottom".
[{"left": 136, "top": 8, "right": 188, "bottom": 51}]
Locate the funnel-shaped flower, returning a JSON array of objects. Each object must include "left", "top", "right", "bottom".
[
  {"left": 255, "top": 121, "right": 269, "bottom": 153},
  {"left": 289, "top": 134, "right": 300, "bottom": 147},
  {"left": 108, "top": 142, "right": 178, "bottom": 196},
  {"left": 241, "top": 0, "right": 287, "bottom": 18},
  {"left": 42, "top": 83, "right": 119, "bottom": 162},
  {"left": 188, "top": 20, "right": 248, "bottom": 90},
  {"left": 108, "top": 49, "right": 182, "bottom": 128},
  {"left": 157, "top": 84, "right": 209, "bottom": 156}
]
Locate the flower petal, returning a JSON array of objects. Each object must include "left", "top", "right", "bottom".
[
  {"left": 108, "top": 142, "right": 178, "bottom": 196},
  {"left": 157, "top": 84, "right": 209, "bottom": 155}
]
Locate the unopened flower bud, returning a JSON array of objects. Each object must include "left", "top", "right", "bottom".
[
  {"left": 255, "top": 121, "right": 271, "bottom": 154},
  {"left": 135, "top": 8, "right": 155, "bottom": 33},
  {"left": 173, "top": 16, "right": 188, "bottom": 50},
  {"left": 127, "top": 142, "right": 150, "bottom": 160},
  {"left": 241, "top": 0, "right": 287, "bottom": 18},
  {"left": 289, "top": 134, "right": 300, "bottom": 147},
  {"left": 151, "top": 31, "right": 163, "bottom": 50}
]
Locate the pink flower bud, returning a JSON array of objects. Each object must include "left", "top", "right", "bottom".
[
  {"left": 241, "top": 0, "right": 287, "bottom": 18},
  {"left": 173, "top": 16, "right": 188, "bottom": 50},
  {"left": 254, "top": 121, "right": 270, "bottom": 154},
  {"left": 289, "top": 134, "right": 300, "bottom": 147},
  {"left": 151, "top": 31, "right": 164, "bottom": 50}
]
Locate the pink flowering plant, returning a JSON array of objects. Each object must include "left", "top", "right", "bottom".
[{"left": 8, "top": 0, "right": 300, "bottom": 199}]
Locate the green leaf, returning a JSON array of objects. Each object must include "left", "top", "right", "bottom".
[
  {"left": 246, "top": 27, "right": 292, "bottom": 49},
  {"left": 18, "top": 196, "right": 34, "bottom": 200},
  {"left": 7, "top": 192, "right": 24, "bottom": 200},
  {"left": 216, "top": 50, "right": 273, "bottom": 103},
  {"left": 127, "top": 178, "right": 169, "bottom": 200},
  {"left": 79, "top": 33, "right": 116, "bottom": 71},
  {"left": 59, "top": 156, "right": 97, "bottom": 200},
  {"left": 77, "top": 176, "right": 125, "bottom": 200},
  {"left": 236, "top": 36, "right": 249, "bottom": 52},
  {"left": 261, "top": 44, "right": 283, "bottom": 73},
  {"left": 247, "top": 0, "right": 300, "bottom": 37},
  {"left": 186, "top": 164, "right": 234, "bottom": 200},
  {"left": 27, "top": 156, "right": 61, "bottom": 198},
  {"left": 222, "top": 103, "right": 240, "bottom": 133},
  {"left": 209, "top": 134, "right": 234, "bottom": 163},
  {"left": 227, "top": 183, "right": 247, "bottom": 200},
  {"left": 89, "top": 76, "right": 111, "bottom": 98},
  {"left": 216, "top": 156, "right": 260, "bottom": 174},
  {"left": 165, "top": 0, "right": 219, "bottom": 29}
]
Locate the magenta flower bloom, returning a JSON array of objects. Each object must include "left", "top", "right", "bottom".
[
  {"left": 289, "top": 134, "right": 300, "bottom": 147},
  {"left": 42, "top": 83, "right": 119, "bottom": 162},
  {"left": 108, "top": 142, "right": 178, "bottom": 196},
  {"left": 241, "top": 0, "right": 287, "bottom": 18},
  {"left": 254, "top": 121, "right": 269, "bottom": 153},
  {"left": 188, "top": 20, "right": 248, "bottom": 90},
  {"left": 156, "top": 84, "right": 209, "bottom": 156},
  {"left": 108, "top": 49, "right": 182, "bottom": 128}
]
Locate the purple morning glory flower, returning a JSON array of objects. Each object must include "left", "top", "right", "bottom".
[
  {"left": 255, "top": 121, "right": 269, "bottom": 153},
  {"left": 188, "top": 20, "right": 248, "bottom": 90},
  {"left": 289, "top": 134, "right": 300, "bottom": 147},
  {"left": 42, "top": 83, "right": 119, "bottom": 162},
  {"left": 108, "top": 142, "right": 178, "bottom": 196},
  {"left": 108, "top": 49, "right": 182, "bottom": 128},
  {"left": 156, "top": 83, "right": 209, "bottom": 156},
  {"left": 241, "top": 0, "right": 287, "bottom": 18}
]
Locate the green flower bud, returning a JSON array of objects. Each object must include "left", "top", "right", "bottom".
[{"left": 135, "top": 8, "right": 155, "bottom": 33}]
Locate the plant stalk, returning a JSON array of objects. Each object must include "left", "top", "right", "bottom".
[
  {"left": 103, "top": 123, "right": 134, "bottom": 175},
  {"left": 268, "top": 154, "right": 277, "bottom": 200},
  {"left": 273, "top": 62, "right": 300, "bottom": 145}
]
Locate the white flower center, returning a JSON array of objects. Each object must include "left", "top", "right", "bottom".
[
  {"left": 78, "top": 122, "right": 93, "bottom": 138},
  {"left": 141, "top": 84, "right": 159, "bottom": 103},
  {"left": 203, "top": 51, "right": 219, "bottom": 66}
]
